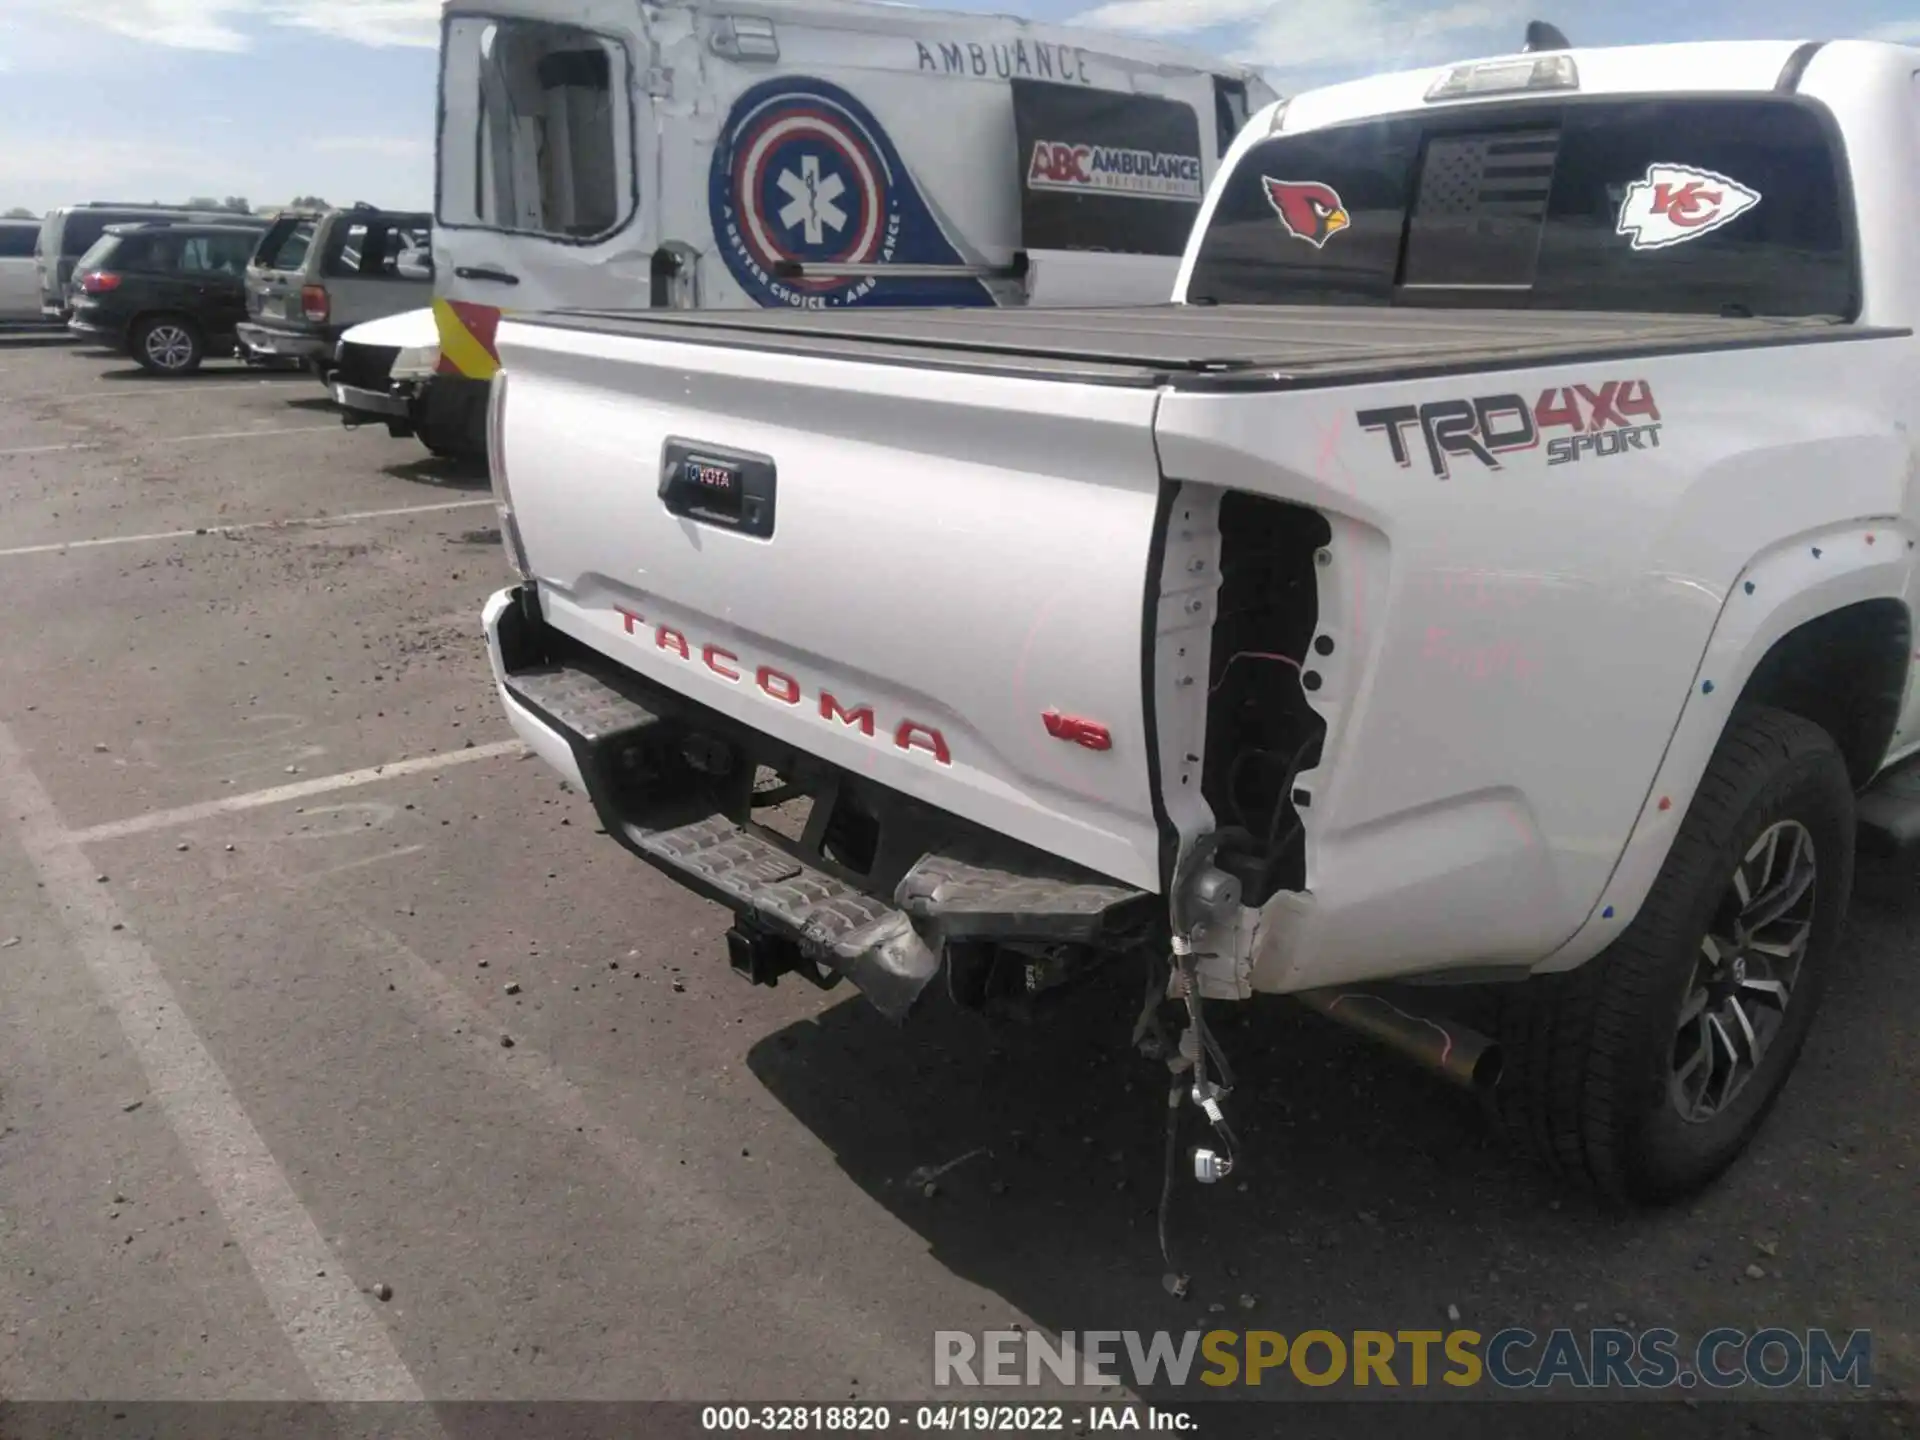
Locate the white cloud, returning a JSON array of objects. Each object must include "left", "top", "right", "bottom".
[
  {"left": 0, "top": 136, "right": 274, "bottom": 202},
  {"left": 1072, "top": 0, "right": 1532, "bottom": 85},
  {"left": 34, "top": 0, "right": 438, "bottom": 52},
  {"left": 0, "top": 130, "right": 432, "bottom": 214},
  {"left": 310, "top": 136, "right": 432, "bottom": 158},
  {"left": 1065, "top": 0, "right": 1272, "bottom": 36},
  {"left": 265, "top": 0, "right": 440, "bottom": 48},
  {"left": 1865, "top": 17, "right": 1920, "bottom": 41},
  {"left": 43, "top": 0, "right": 252, "bottom": 50}
]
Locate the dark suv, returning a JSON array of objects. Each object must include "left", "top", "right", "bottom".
[{"left": 66, "top": 222, "right": 267, "bottom": 375}]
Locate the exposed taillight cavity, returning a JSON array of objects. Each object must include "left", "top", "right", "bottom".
[
  {"left": 301, "top": 285, "right": 330, "bottom": 322},
  {"left": 1198, "top": 491, "right": 1332, "bottom": 907},
  {"left": 487, "top": 371, "right": 532, "bottom": 578},
  {"left": 80, "top": 272, "right": 120, "bottom": 294}
]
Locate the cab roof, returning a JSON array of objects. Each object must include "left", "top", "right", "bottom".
[{"left": 1274, "top": 38, "right": 1915, "bottom": 135}]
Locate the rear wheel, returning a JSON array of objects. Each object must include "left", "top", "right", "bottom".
[
  {"left": 1497, "top": 707, "right": 1853, "bottom": 1204},
  {"left": 132, "top": 315, "right": 204, "bottom": 375},
  {"left": 413, "top": 378, "right": 489, "bottom": 464}
]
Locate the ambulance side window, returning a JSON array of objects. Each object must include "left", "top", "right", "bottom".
[
  {"left": 1213, "top": 78, "right": 1250, "bottom": 158},
  {"left": 438, "top": 17, "right": 634, "bottom": 240}
]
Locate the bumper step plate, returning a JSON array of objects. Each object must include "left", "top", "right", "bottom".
[{"left": 502, "top": 656, "right": 1151, "bottom": 1021}]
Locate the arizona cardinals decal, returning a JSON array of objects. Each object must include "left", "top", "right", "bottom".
[{"left": 1264, "top": 178, "right": 1351, "bottom": 248}]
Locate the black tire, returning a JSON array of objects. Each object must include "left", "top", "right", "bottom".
[
  {"left": 414, "top": 379, "right": 489, "bottom": 464},
  {"left": 1497, "top": 706, "right": 1854, "bottom": 1205},
  {"left": 131, "top": 314, "right": 204, "bottom": 375},
  {"left": 415, "top": 411, "right": 485, "bottom": 465}
]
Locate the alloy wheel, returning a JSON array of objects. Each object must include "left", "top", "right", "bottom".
[
  {"left": 145, "top": 324, "right": 194, "bottom": 370},
  {"left": 1668, "top": 820, "right": 1816, "bottom": 1123}
]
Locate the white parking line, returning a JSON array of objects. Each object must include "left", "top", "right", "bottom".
[
  {"left": 0, "top": 721, "right": 428, "bottom": 1402},
  {"left": 68, "top": 740, "right": 527, "bottom": 844},
  {"left": 0, "top": 497, "right": 494, "bottom": 559},
  {"left": 0, "top": 441, "right": 97, "bottom": 457},
  {"left": 0, "top": 421, "right": 341, "bottom": 458},
  {"left": 0, "top": 378, "right": 305, "bottom": 405},
  {"left": 323, "top": 907, "right": 928, "bottom": 1393}
]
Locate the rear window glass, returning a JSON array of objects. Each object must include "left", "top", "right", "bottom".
[
  {"left": 1213, "top": 77, "right": 1251, "bottom": 159},
  {"left": 73, "top": 235, "right": 127, "bottom": 273},
  {"left": 63, "top": 213, "right": 122, "bottom": 256},
  {"left": 439, "top": 17, "right": 631, "bottom": 240},
  {"left": 63, "top": 211, "right": 184, "bottom": 255},
  {"left": 0, "top": 225, "right": 35, "bottom": 258},
  {"left": 1186, "top": 96, "right": 1855, "bottom": 318},
  {"left": 323, "top": 218, "right": 433, "bottom": 278},
  {"left": 257, "top": 218, "right": 318, "bottom": 270},
  {"left": 170, "top": 233, "right": 255, "bottom": 275}
]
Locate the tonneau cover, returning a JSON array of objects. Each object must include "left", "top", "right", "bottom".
[{"left": 525, "top": 304, "right": 1883, "bottom": 391}]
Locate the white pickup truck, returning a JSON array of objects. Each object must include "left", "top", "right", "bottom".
[{"left": 482, "top": 37, "right": 1920, "bottom": 1209}]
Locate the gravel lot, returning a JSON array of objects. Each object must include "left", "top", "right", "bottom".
[{"left": 0, "top": 335, "right": 1912, "bottom": 1431}]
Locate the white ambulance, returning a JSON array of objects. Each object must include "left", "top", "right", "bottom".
[{"left": 329, "top": 0, "right": 1275, "bottom": 457}]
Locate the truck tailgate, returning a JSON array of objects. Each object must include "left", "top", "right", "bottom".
[{"left": 494, "top": 319, "right": 1171, "bottom": 892}]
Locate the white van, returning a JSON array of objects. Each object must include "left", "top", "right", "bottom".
[
  {"left": 331, "top": 0, "right": 1275, "bottom": 457},
  {"left": 0, "top": 219, "right": 43, "bottom": 323}
]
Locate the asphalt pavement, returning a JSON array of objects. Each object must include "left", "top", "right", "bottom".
[{"left": 0, "top": 335, "right": 1913, "bottom": 1434}]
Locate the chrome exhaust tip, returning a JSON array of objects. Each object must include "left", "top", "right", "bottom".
[{"left": 1293, "top": 987, "right": 1502, "bottom": 1091}]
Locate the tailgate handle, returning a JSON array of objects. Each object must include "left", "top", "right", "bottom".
[
  {"left": 454, "top": 265, "right": 520, "bottom": 285},
  {"left": 659, "top": 438, "right": 776, "bottom": 540}
]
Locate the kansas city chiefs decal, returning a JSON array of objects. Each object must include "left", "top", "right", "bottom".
[
  {"left": 1615, "top": 163, "right": 1761, "bottom": 251},
  {"left": 1263, "top": 178, "right": 1350, "bottom": 249}
]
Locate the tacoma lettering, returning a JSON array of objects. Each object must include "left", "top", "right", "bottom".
[
  {"left": 821, "top": 693, "right": 876, "bottom": 736},
  {"left": 757, "top": 666, "right": 801, "bottom": 705},
  {"left": 611, "top": 608, "right": 951, "bottom": 764}
]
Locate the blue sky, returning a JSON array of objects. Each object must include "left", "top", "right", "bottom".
[{"left": 2, "top": 0, "right": 1917, "bottom": 215}]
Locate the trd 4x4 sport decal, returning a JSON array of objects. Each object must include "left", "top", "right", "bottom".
[
  {"left": 1358, "top": 380, "right": 1663, "bottom": 478},
  {"left": 1615, "top": 163, "right": 1761, "bottom": 250}
]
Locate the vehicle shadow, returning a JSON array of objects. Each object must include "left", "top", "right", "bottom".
[
  {"left": 280, "top": 395, "right": 339, "bottom": 413},
  {"left": 96, "top": 363, "right": 300, "bottom": 382},
  {"left": 745, "top": 849, "right": 1920, "bottom": 1417},
  {"left": 0, "top": 331, "right": 73, "bottom": 349},
  {"left": 747, "top": 964, "right": 1581, "bottom": 1335},
  {"left": 381, "top": 454, "right": 490, "bottom": 491}
]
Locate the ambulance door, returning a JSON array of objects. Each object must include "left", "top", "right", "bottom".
[{"left": 434, "top": 4, "right": 655, "bottom": 374}]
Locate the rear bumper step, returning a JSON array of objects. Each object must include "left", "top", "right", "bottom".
[
  {"left": 492, "top": 594, "right": 1153, "bottom": 1020},
  {"left": 331, "top": 380, "right": 410, "bottom": 422},
  {"left": 237, "top": 323, "right": 330, "bottom": 360}
]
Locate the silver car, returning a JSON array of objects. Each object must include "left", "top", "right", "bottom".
[{"left": 236, "top": 205, "right": 433, "bottom": 376}]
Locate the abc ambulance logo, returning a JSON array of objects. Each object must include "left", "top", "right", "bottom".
[{"left": 1026, "top": 140, "right": 1204, "bottom": 201}]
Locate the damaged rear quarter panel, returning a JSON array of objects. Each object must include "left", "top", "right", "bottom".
[{"left": 1153, "top": 337, "right": 1909, "bottom": 990}]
